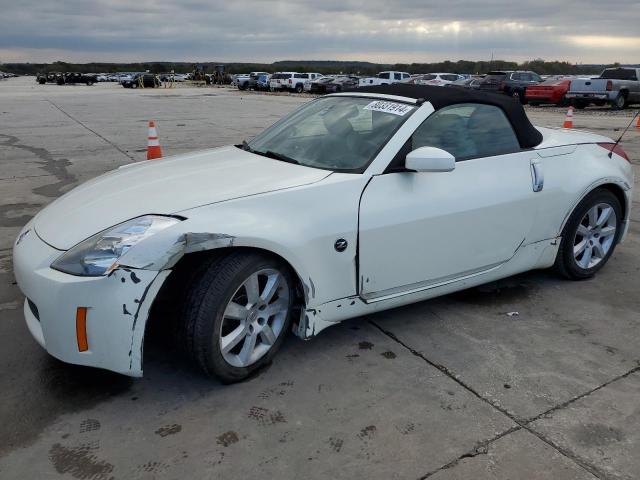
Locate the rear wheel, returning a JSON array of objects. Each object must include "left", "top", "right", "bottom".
[
  {"left": 295, "top": 83, "right": 304, "bottom": 93},
  {"left": 611, "top": 93, "right": 627, "bottom": 110},
  {"left": 555, "top": 189, "right": 621, "bottom": 280},
  {"left": 182, "top": 252, "right": 295, "bottom": 382}
]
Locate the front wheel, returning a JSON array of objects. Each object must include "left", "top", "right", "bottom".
[
  {"left": 182, "top": 252, "right": 295, "bottom": 382},
  {"left": 554, "top": 189, "right": 621, "bottom": 280}
]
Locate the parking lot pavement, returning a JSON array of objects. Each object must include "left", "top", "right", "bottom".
[{"left": 0, "top": 77, "right": 639, "bottom": 479}]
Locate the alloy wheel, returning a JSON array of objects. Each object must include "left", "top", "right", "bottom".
[
  {"left": 573, "top": 203, "right": 617, "bottom": 269},
  {"left": 219, "top": 268, "right": 290, "bottom": 368}
]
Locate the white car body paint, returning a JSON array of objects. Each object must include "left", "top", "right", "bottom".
[{"left": 13, "top": 93, "right": 634, "bottom": 377}]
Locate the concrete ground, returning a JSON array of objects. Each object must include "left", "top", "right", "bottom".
[{"left": 0, "top": 76, "right": 639, "bottom": 480}]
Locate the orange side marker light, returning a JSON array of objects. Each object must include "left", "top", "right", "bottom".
[{"left": 76, "top": 307, "right": 89, "bottom": 352}]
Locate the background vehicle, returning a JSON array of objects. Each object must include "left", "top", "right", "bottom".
[
  {"left": 269, "top": 72, "right": 296, "bottom": 91},
  {"left": 121, "top": 73, "right": 161, "bottom": 88},
  {"left": 36, "top": 72, "right": 62, "bottom": 84},
  {"left": 56, "top": 73, "right": 95, "bottom": 85},
  {"left": 323, "top": 75, "right": 359, "bottom": 92},
  {"left": 231, "top": 74, "right": 250, "bottom": 87},
  {"left": 237, "top": 71, "right": 269, "bottom": 90},
  {"left": 256, "top": 74, "right": 271, "bottom": 91},
  {"left": 413, "top": 73, "right": 464, "bottom": 86},
  {"left": 525, "top": 77, "right": 576, "bottom": 106},
  {"left": 478, "top": 70, "right": 542, "bottom": 103},
  {"left": 308, "top": 76, "right": 336, "bottom": 94},
  {"left": 283, "top": 73, "right": 322, "bottom": 93},
  {"left": 304, "top": 74, "right": 325, "bottom": 92},
  {"left": 566, "top": 68, "right": 640, "bottom": 109},
  {"left": 447, "top": 76, "right": 485, "bottom": 89},
  {"left": 358, "top": 71, "right": 411, "bottom": 87}
]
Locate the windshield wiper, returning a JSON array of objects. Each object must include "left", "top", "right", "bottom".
[
  {"left": 263, "top": 150, "right": 299, "bottom": 165},
  {"left": 249, "top": 149, "right": 300, "bottom": 165},
  {"left": 241, "top": 142, "right": 300, "bottom": 165}
]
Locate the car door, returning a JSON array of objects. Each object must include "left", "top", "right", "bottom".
[{"left": 358, "top": 103, "right": 539, "bottom": 299}]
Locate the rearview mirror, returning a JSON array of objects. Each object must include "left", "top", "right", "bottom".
[{"left": 405, "top": 147, "right": 455, "bottom": 172}]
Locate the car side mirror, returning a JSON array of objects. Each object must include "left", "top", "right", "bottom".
[{"left": 405, "top": 147, "right": 456, "bottom": 172}]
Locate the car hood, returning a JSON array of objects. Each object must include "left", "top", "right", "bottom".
[{"left": 34, "top": 146, "right": 331, "bottom": 250}]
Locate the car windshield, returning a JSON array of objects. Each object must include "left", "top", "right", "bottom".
[{"left": 246, "top": 96, "right": 416, "bottom": 172}]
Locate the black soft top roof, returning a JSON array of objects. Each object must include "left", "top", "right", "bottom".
[{"left": 352, "top": 84, "right": 543, "bottom": 148}]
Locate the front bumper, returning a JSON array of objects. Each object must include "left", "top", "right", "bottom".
[{"left": 12, "top": 224, "right": 169, "bottom": 377}]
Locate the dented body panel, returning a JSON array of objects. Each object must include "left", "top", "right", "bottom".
[{"left": 13, "top": 220, "right": 168, "bottom": 376}]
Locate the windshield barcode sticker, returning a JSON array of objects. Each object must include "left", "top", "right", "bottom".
[{"left": 364, "top": 100, "right": 414, "bottom": 116}]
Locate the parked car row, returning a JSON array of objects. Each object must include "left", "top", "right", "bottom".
[
  {"left": 36, "top": 72, "right": 96, "bottom": 85},
  {"left": 158, "top": 66, "right": 637, "bottom": 109},
  {"left": 0, "top": 71, "right": 17, "bottom": 79}
]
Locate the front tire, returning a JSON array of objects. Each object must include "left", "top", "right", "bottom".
[
  {"left": 182, "top": 252, "right": 295, "bottom": 383},
  {"left": 554, "top": 189, "right": 621, "bottom": 280}
]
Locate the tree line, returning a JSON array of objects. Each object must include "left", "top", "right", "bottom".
[{"left": 1, "top": 59, "right": 625, "bottom": 76}]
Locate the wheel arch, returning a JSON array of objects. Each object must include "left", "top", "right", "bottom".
[
  {"left": 145, "top": 245, "right": 309, "bottom": 340},
  {"left": 559, "top": 180, "right": 629, "bottom": 237}
]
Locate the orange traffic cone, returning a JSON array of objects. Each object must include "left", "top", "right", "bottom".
[
  {"left": 147, "top": 120, "right": 162, "bottom": 160},
  {"left": 635, "top": 114, "right": 640, "bottom": 129},
  {"left": 562, "top": 106, "right": 574, "bottom": 128}
]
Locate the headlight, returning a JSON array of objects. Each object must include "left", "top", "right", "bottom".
[{"left": 51, "top": 215, "right": 181, "bottom": 276}]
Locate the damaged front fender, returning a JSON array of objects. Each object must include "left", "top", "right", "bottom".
[{"left": 117, "top": 232, "right": 236, "bottom": 271}]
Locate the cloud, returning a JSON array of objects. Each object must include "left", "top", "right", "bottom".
[{"left": 0, "top": 0, "right": 638, "bottom": 63}]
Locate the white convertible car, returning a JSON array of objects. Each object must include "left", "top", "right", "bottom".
[{"left": 13, "top": 85, "right": 634, "bottom": 382}]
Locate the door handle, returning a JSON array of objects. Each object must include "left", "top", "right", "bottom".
[{"left": 531, "top": 160, "right": 544, "bottom": 192}]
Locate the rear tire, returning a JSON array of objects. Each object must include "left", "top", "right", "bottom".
[
  {"left": 611, "top": 93, "right": 627, "bottom": 110},
  {"left": 554, "top": 189, "right": 622, "bottom": 280},
  {"left": 181, "top": 252, "right": 295, "bottom": 383},
  {"left": 295, "top": 83, "right": 303, "bottom": 93}
]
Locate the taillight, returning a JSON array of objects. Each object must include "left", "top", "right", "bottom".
[
  {"left": 500, "top": 81, "right": 506, "bottom": 91},
  {"left": 288, "top": 79, "right": 292, "bottom": 84},
  {"left": 606, "top": 80, "right": 613, "bottom": 91},
  {"left": 598, "top": 143, "right": 630, "bottom": 162}
]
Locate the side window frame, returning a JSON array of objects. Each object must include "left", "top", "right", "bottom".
[{"left": 406, "top": 103, "right": 522, "bottom": 163}]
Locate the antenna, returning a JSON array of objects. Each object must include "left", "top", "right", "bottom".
[{"left": 608, "top": 110, "right": 639, "bottom": 158}]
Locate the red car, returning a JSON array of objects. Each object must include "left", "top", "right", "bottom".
[{"left": 525, "top": 78, "right": 571, "bottom": 106}]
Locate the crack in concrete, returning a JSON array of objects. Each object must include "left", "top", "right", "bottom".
[
  {"left": 0, "top": 133, "right": 76, "bottom": 198},
  {"left": 419, "top": 425, "right": 522, "bottom": 479},
  {"left": 369, "top": 319, "right": 636, "bottom": 480},
  {"left": 45, "top": 99, "right": 135, "bottom": 162}
]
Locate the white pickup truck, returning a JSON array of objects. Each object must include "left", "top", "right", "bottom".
[
  {"left": 270, "top": 72, "right": 322, "bottom": 93},
  {"left": 358, "top": 71, "right": 411, "bottom": 87},
  {"left": 566, "top": 67, "right": 640, "bottom": 109}
]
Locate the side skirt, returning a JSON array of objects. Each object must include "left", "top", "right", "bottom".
[{"left": 296, "top": 237, "right": 559, "bottom": 339}]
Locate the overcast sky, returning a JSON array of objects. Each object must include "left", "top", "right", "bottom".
[{"left": 0, "top": 0, "right": 638, "bottom": 64}]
